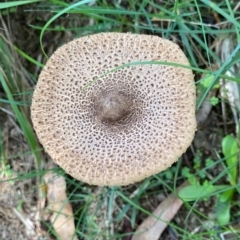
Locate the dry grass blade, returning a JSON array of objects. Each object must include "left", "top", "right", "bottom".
[
  {"left": 216, "top": 29, "right": 240, "bottom": 134},
  {"left": 132, "top": 182, "right": 188, "bottom": 240}
]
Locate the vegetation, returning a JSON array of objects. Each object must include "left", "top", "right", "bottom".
[{"left": 0, "top": 0, "right": 240, "bottom": 239}]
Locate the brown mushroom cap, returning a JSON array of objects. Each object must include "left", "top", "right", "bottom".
[{"left": 31, "top": 32, "right": 196, "bottom": 186}]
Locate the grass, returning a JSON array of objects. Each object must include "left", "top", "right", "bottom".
[{"left": 0, "top": 0, "right": 240, "bottom": 239}]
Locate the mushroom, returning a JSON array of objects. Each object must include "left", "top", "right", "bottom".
[{"left": 31, "top": 32, "right": 196, "bottom": 186}]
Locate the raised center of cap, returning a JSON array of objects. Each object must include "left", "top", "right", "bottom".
[{"left": 96, "top": 90, "right": 133, "bottom": 123}]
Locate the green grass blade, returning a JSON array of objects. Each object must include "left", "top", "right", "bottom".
[
  {"left": 40, "top": 0, "right": 95, "bottom": 58},
  {"left": 14, "top": 46, "right": 44, "bottom": 68},
  {"left": 0, "top": 0, "right": 42, "bottom": 9},
  {"left": 0, "top": 70, "right": 40, "bottom": 168}
]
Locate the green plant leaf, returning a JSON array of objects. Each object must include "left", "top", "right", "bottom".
[
  {"left": 200, "top": 74, "right": 218, "bottom": 89},
  {"left": 209, "top": 96, "right": 219, "bottom": 106},
  {"left": 179, "top": 185, "right": 227, "bottom": 202},
  {"left": 222, "top": 135, "right": 238, "bottom": 185},
  {"left": 215, "top": 199, "right": 231, "bottom": 226},
  {"left": 219, "top": 189, "right": 234, "bottom": 203}
]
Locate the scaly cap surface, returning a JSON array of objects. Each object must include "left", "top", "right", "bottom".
[{"left": 31, "top": 32, "right": 196, "bottom": 186}]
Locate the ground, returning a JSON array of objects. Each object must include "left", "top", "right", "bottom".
[{"left": 0, "top": 1, "right": 240, "bottom": 240}]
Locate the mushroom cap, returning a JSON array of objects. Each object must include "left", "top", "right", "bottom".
[{"left": 31, "top": 32, "right": 196, "bottom": 186}]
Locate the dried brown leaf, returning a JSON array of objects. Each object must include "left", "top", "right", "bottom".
[
  {"left": 44, "top": 172, "right": 78, "bottom": 240},
  {"left": 132, "top": 182, "right": 188, "bottom": 240}
]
